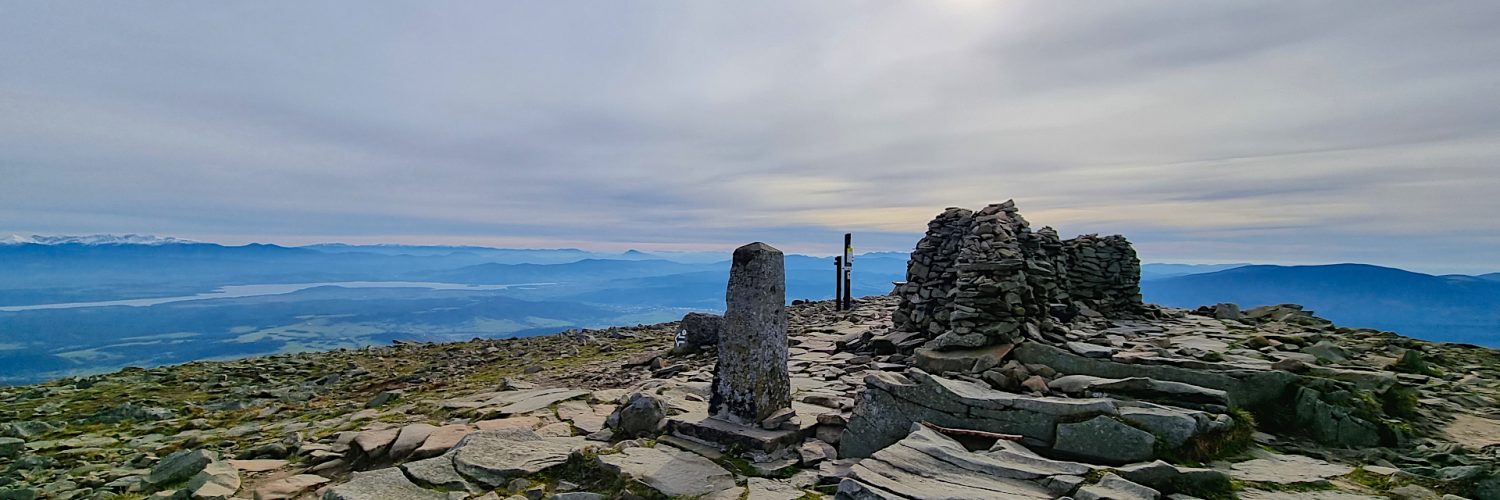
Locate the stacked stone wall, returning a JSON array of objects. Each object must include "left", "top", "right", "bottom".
[{"left": 893, "top": 200, "right": 1142, "bottom": 349}]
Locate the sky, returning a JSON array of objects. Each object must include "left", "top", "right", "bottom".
[{"left": 2, "top": 2, "right": 1499, "bottom": 274}]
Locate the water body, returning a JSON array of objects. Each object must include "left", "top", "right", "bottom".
[{"left": 0, "top": 281, "right": 555, "bottom": 312}]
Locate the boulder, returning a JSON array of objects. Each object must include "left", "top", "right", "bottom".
[
  {"left": 400, "top": 456, "right": 482, "bottom": 494},
  {"left": 1303, "top": 341, "right": 1351, "bottom": 363},
  {"left": 1117, "top": 407, "right": 1201, "bottom": 448},
  {"left": 365, "top": 390, "right": 402, "bottom": 408},
  {"left": 679, "top": 312, "right": 723, "bottom": 349},
  {"left": 0, "top": 438, "right": 22, "bottom": 459},
  {"left": 605, "top": 392, "right": 667, "bottom": 438},
  {"left": 185, "top": 461, "right": 240, "bottom": 499},
  {"left": 1293, "top": 387, "right": 1381, "bottom": 447},
  {"left": 1115, "top": 460, "right": 1230, "bottom": 495},
  {"left": 387, "top": 423, "right": 438, "bottom": 461},
  {"left": 1052, "top": 416, "right": 1156, "bottom": 465},
  {"left": 912, "top": 344, "right": 1014, "bottom": 374},
  {"left": 1212, "top": 303, "right": 1243, "bottom": 321},
  {"left": 411, "top": 424, "right": 476, "bottom": 459},
  {"left": 147, "top": 449, "right": 218, "bottom": 486}
]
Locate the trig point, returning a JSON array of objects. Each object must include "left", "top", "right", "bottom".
[{"left": 709, "top": 242, "right": 792, "bottom": 425}]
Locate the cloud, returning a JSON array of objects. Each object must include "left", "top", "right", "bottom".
[{"left": 1, "top": 1, "right": 1498, "bottom": 273}]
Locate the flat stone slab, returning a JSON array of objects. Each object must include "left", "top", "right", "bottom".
[
  {"left": 450, "top": 429, "right": 583, "bottom": 488},
  {"left": 252, "top": 474, "right": 328, "bottom": 500},
  {"left": 323, "top": 467, "right": 448, "bottom": 500},
  {"left": 1228, "top": 452, "right": 1353, "bottom": 484},
  {"left": 1239, "top": 491, "right": 1383, "bottom": 500},
  {"left": 226, "top": 459, "right": 286, "bottom": 473},
  {"left": 497, "top": 389, "right": 590, "bottom": 416},
  {"left": 840, "top": 370, "right": 1119, "bottom": 457},
  {"left": 595, "top": 445, "right": 736, "bottom": 498},
  {"left": 412, "top": 424, "right": 476, "bottom": 459},
  {"left": 838, "top": 423, "right": 1108, "bottom": 499},
  {"left": 667, "top": 412, "right": 803, "bottom": 453},
  {"left": 401, "top": 456, "right": 481, "bottom": 494}
]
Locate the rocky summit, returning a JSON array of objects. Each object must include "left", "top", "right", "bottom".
[{"left": 3, "top": 201, "right": 1500, "bottom": 500}]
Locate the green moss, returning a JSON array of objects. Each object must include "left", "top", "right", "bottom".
[
  {"left": 1164, "top": 409, "right": 1256, "bottom": 464},
  {"left": 1381, "top": 385, "right": 1421, "bottom": 419}
]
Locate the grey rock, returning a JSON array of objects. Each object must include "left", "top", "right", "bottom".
[
  {"left": 594, "top": 445, "right": 736, "bottom": 498},
  {"left": 1212, "top": 303, "right": 1242, "bottom": 321},
  {"left": 148, "top": 449, "right": 218, "bottom": 486},
  {"left": 912, "top": 344, "right": 1014, "bottom": 374},
  {"left": 841, "top": 369, "right": 1119, "bottom": 458},
  {"left": 401, "top": 456, "right": 481, "bottom": 494},
  {"left": 186, "top": 460, "right": 240, "bottom": 499},
  {"left": 679, "top": 312, "right": 723, "bottom": 348},
  {"left": 388, "top": 423, "right": 438, "bottom": 461},
  {"left": 0, "top": 437, "right": 22, "bottom": 459},
  {"left": 550, "top": 494, "right": 606, "bottom": 500},
  {"left": 1053, "top": 416, "right": 1156, "bottom": 465},
  {"left": 1067, "top": 341, "right": 1119, "bottom": 359},
  {"left": 450, "top": 430, "right": 581, "bottom": 488},
  {"left": 365, "top": 390, "right": 402, "bottom": 408},
  {"left": 1118, "top": 407, "right": 1201, "bottom": 448},
  {"left": 1075, "top": 473, "right": 1160, "bottom": 500},
  {"left": 1293, "top": 387, "right": 1381, "bottom": 447},
  {"left": 842, "top": 424, "right": 1056, "bottom": 498},
  {"left": 1115, "top": 460, "right": 1230, "bottom": 496},
  {"left": 1303, "top": 341, "right": 1350, "bottom": 363},
  {"left": 711, "top": 242, "right": 792, "bottom": 424},
  {"left": 0, "top": 421, "right": 53, "bottom": 440},
  {"left": 604, "top": 392, "right": 667, "bottom": 438},
  {"left": 1227, "top": 453, "right": 1352, "bottom": 484},
  {"left": 322, "top": 467, "right": 448, "bottom": 500}
]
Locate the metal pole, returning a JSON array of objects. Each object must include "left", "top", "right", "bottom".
[
  {"left": 833, "top": 256, "right": 843, "bottom": 310},
  {"left": 843, "top": 233, "right": 853, "bottom": 310}
]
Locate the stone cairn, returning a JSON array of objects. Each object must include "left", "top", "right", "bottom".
[
  {"left": 709, "top": 242, "right": 793, "bottom": 425},
  {"left": 893, "top": 200, "right": 1142, "bottom": 350}
]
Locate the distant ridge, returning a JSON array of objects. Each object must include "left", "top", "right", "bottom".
[
  {"left": 1142, "top": 263, "right": 1500, "bottom": 345},
  {"left": 1, "top": 234, "right": 199, "bottom": 245}
]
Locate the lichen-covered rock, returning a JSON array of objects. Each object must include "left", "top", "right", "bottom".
[
  {"left": 710, "top": 242, "right": 792, "bottom": 425},
  {"left": 605, "top": 392, "right": 667, "bottom": 438}
]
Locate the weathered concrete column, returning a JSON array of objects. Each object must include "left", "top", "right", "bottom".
[{"left": 710, "top": 242, "right": 791, "bottom": 425}]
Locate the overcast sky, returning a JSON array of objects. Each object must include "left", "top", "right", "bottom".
[{"left": 2, "top": 2, "right": 1498, "bottom": 273}]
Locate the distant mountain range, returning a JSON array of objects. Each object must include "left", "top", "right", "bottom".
[
  {"left": 1, "top": 234, "right": 1497, "bottom": 384},
  {"left": 1142, "top": 264, "right": 1500, "bottom": 346}
]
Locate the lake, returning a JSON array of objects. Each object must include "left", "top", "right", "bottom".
[{"left": 0, "top": 281, "right": 556, "bottom": 312}]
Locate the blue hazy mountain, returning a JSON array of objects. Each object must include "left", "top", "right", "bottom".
[
  {"left": 1139, "top": 263, "right": 1250, "bottom": 281},
  {"left": 1141, "top": 264, "right": 1500, "bottom": 346}
]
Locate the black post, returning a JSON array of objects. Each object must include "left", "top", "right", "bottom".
[
  {"left": 842, "top": 233, "right": 853, "bottom": 310},
  {"left": 833, "top": 256, "right": 843, "bottom": 309}
]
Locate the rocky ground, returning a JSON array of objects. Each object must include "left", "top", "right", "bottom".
[{"left": 3, "top": 296, "right": 1500, "bottom": 500}]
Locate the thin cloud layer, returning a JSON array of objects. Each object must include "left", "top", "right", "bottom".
[{"left": 2, "top": 1, "right": 1497, "bottom": 273}]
